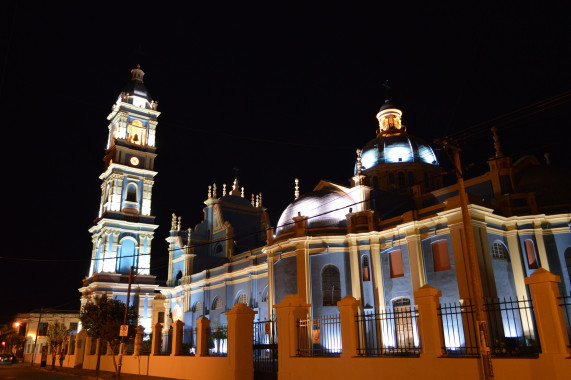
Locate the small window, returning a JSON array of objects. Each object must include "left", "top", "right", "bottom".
[
  {"left": 69, "top": 322, "right": 78, "bottom": 332},
  {"left": 524, "top": 239, "right": 538, "bottom": 269},
  {"left": 398, "top": 172, "right": 406, "bottom": 188},
  {"left": 408, "top": 172, "right": 415, "bottom": 186},
  {"left": 492, "top": 241, "right": 510, "bottom": 260},
  {"left": 235, "top": 293, "right": 248, "bottom": 305},
  {"left": 158, "top": 312, "right": 165, "bottom": 323},
  {"left": 212, "top": 297, "right": 223, "bottom": 310},
  {"left": 390, "top": 250, "right": 404, "bottom": 278},
  {"left": 432, "top": 240, "right": 451, "bottom": 271},
  {"left": 126, "top": 183, "right": 137, "bottom": 202},
  {"left": 322, "top": 265, "right": 341, "bottom": 306},
  {"left": 388, "top": 172, "right": 395, "bottom": 185},
  {"left": 38, "top": 322, "right": 48, "bottom": 336},
  {"left": 362, "top": 255, "right": 371, "bottom": 282},
  {"left": 193, "top": 302, "right": 202, "bottom": 314}
]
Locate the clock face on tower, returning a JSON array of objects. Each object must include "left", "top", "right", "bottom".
[{"left": 129, "top": 156, "right": 140, "bottom": 166}]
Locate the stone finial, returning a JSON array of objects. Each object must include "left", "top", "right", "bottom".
[
  {"left": 208, "top": 185, "right": 212, "bottom": 199},
  {"left": 251, "top": 194, "right": 255, "bottom": 206},
  {"left": 258, "top": 192, "right": 263, "bottom": 207},
  {"left": 177, "top": 216, "right": 181, "bottom": 231},
  {"left": 171, "top": 213, "right": 177, "bottom": 230},
  {"left": 544, "top": 152, "right": 551, "bottom": 166},
  {"left": 188, "top": 228, "right": 192, "bottom": 243},
  {"left": 295, "top": 178, "right": 300, "bottom": 200},
  {"left": 356, "top": 148, "right": 363, "bottom": 173},
  {"left": 255, "top": 194, "right": 259, "bottom": 208},
  {"left": 241, "top": 187, "right": 244, "bottom": 198},
  {"left": 213, "top": 183, "right": 217, "bottom": 198},
  {"left": 223, "top": 184, "right": 227, "bottom": 197},
  {"left": 491, "top": 126, "right": 503, "bottom": 158}
]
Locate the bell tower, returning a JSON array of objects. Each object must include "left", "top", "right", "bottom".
[{"left": 79, "top": 65, "right": 160, "bottom": 332}]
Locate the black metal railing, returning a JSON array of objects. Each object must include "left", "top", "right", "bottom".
[
  {"left": 297, "top": 314, "right": 341, "bottom": 357},
  {"left": 557, "top": 295, "right": 571, "bottom": 345},
  {"left": 141, "top": 333, "right": 152, "bottom": 355},
  {"left": 356, "top": 307, "right": 421, "bottom": 356},
  {"left": 485, "top": 298, "right": 540, "bottom": 357},
  {"left": 182, "top": 328, "right": 197, "bottom": 355},
  {"left": 207, "top": 325, "right": 228, "bottom": 357},
  {"left": 254, "top": 317, "right": 278, "bottom": 375},
  {"left": 160, "top": 330, "right": 172, "bottom": 355},
  {"left": 438, "top": 302, "right": 479, "bottom": 357}
]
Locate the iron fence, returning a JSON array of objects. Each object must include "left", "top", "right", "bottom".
[
  {"left": 253, "top": 317, "right": 278, "bottom": 377},
  {"left": 297, "top": 314, "right": 341, "bottom": 357},
  {"left": 356, "top": 306, "right": 421, "bottom": 356},
  {"left": 160, "top": 330, "right": 172, "bottom": 355},
  {"left": 557, "top": 295, "right": 571, "bottom": 345},
  {"left": 182, "top": 328, "right": 197, "bottom": 355},
  {"left": 438, "top": 302, "right": 479, "bottom": 357},
  {"left": 485, "top": 298, "right": 540, "bottom": 357},
  {"left": 141, "top": 333, "right": 151, "bottom": 355},
  {"left": 207, "top": 325, "right": 228, "bottom": 356}
]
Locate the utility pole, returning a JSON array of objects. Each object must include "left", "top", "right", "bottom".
[
  {"left": 117, "top": 266, "right": 134, "bottom": 378},
  {"left": 31, "top": 307, "right": 42, "bottom": 367},
  {"left": 436, "top": 138, "right": 493, "bottom": 379}
]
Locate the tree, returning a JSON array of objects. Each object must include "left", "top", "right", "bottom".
[
  {"left": 46, "top": 321, "right": 68, "bottom": 369},
  {"left": 80, "top": 295, "right": 137, "bottom": 377}
]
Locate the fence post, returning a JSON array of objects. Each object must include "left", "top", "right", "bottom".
[
  {"left": 274, "top": 294, "right": 310, "bottom": 378},
  {"left": 151, "top": 322, "right": 162, "bottom": 355},
  {"left": 338, "top": 295, "right": 359, "bottom": 358},
  {"left": 226, "top": 303, "right": 256, "bottom": 380},
  {"left": 171, "top": 320, "right": 184, "bottom": 356},
  {"left": 524, "top": 268, "right": 571, "bottom": 355},
  {"left": 196, "top": 316, "right": 210, "bottom": 357},
  {"left": 133, "top": 326, "right": 144, "bottom": 356},
  {"left": 414, "top": 284, "right": 445, "bottom": 357}
]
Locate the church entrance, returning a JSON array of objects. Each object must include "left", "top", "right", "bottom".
[{"left": 253, "top": 317, "right": 278, "bottom": 380}]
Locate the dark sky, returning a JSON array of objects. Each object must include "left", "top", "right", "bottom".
[{"left": 0, "top": 1, "right": 569, "bottom": 324}]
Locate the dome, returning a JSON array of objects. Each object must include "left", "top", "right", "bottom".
[
  {"left": 356, "top": 133, "right": 439, "bottom": 173},
  {"left": 120, "top": 65, "right": 153, "bottom": 109},
  {"left": 355, "top": 100, "right": 438, "bottom": 174},
  {"left": 275, "top": 188, "right": 353, "bottom": 238}
]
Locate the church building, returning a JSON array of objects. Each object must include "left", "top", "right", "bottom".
[{"left": 159, "top": 94, "right": 571, "bottom": 350}]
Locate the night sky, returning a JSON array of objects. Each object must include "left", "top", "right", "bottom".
[{"left": 1, "top": 1, "right": 569, "bottom": 324}]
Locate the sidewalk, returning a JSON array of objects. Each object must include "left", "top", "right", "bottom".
[{"left": 34, "top": 364, "right": 180, "bottom": 380}]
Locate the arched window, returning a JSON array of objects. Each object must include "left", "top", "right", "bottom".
[
  {"left": 235, "top": 293, "right": 248, "bottom": 305},
  {"left": 322, "top": 265, "right": 341, "bottom": 306},
  {"left": 432, "top": 240, "right": 451, "bottom": 272},
  {"left": 392, "top": 297, "right": 414, "bottom": 347},
  {"left": 524, "top": 239, "right": 539, "bottom": 269},
  {"left": 193, "top": 302, "right": 202, "bottom": 314},
  {"left": 362, "top": 255, "right": 370, "bottom": 282},
  {"left": 491, "top": 241, "right": 510, "bottom": 260},
  {"left": 212, "top": 297, "right": 223, "bottom": 310},
  {"left": 175, "top": 270, "right": 182, "bottom": 284},
  {"left": 390, "top": 250, "right": 404, "bottom": 278},
  {"left": 408, "top": 172, "right": 415, "bottom": 186},
  {"left": 261, "top": 286, "right": 268, "bottom": 303},
  {"left": 126, "top": 183, "right": 138, "bottom": 202},
  {"left": 398, "top": 172, "right": 406, "bottom": 188},
  {"left": 388, "top": 172, "right": 395, "bottom": 185}
]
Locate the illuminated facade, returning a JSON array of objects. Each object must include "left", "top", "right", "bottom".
[
  {"left": 160, "top": 98, "right": 571, "bottom": 353},
  {"left": 79, "top": 66, "right": 160, "bottom": 332}
]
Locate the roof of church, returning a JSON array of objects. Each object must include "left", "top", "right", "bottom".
[
  {"left": 122, "top": 65, "right": 152, "bottom": 102},
  {"left": 275, "top": 188, "right": 352, "bottom": 238}
]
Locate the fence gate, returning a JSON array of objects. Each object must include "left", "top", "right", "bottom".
[{"left": 253, "top": 318, "right": 277, "bottom": 380}]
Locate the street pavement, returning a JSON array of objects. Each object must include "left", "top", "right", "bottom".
[{"left": 0, "top": 362, "right": 179, "bottom": 380}]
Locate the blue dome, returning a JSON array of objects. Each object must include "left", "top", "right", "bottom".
[{"left": 356, "top": 133, "right": 438, "bottom": 174}]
